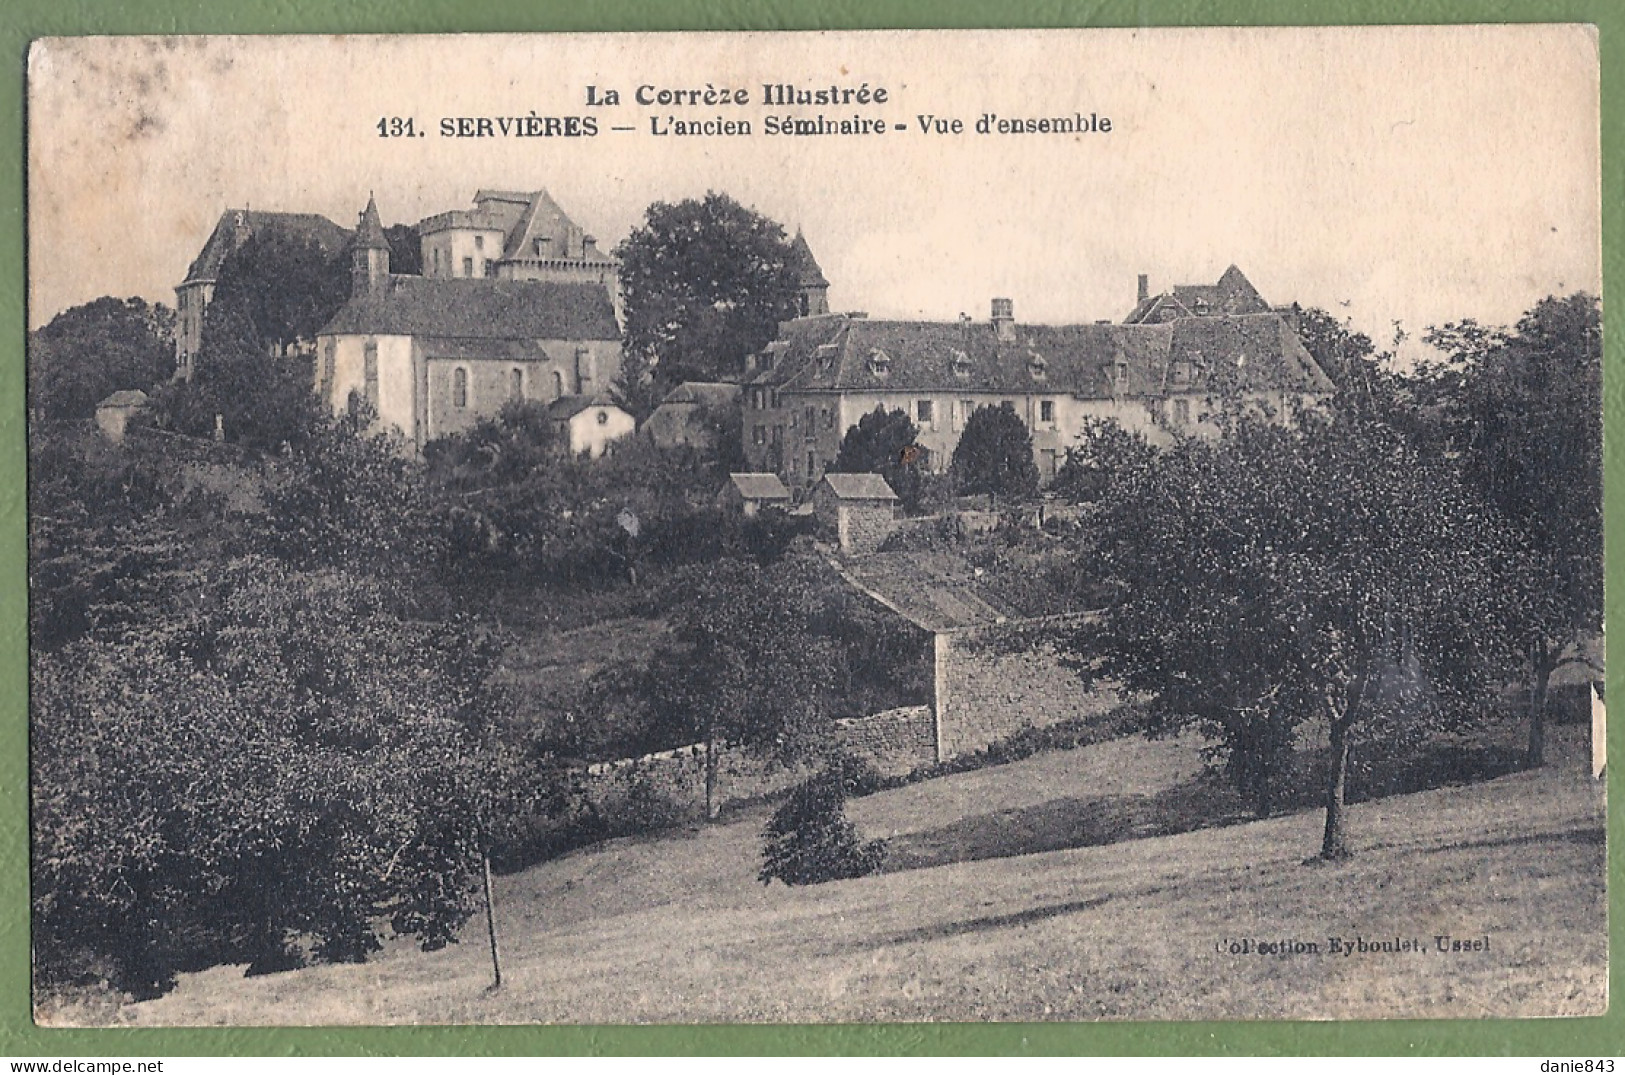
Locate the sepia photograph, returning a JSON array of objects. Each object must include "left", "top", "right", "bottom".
[{"left": 25, "top": 27, "right": 1605, "bottom": 1026}]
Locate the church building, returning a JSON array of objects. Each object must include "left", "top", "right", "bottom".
[{"left": 314, "top": 196, "right": 624, "bottom": 454}]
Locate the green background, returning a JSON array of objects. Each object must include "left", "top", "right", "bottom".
[{"left": 1, "top": 0, "right": 1619, "bottom": 1057}]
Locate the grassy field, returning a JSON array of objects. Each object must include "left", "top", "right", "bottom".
[{"left": 90, "top": 721, "right": 1605, "bottom": 1026}]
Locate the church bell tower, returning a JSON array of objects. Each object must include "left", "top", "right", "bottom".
[{"left": 352, "top": 194, "right": 390, "bottom": 296}]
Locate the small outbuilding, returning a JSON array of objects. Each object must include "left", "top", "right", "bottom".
[
  {"left": 644, "top": 382, "right": 741, "bottom": 452},
  {"left": 94, "top": 389, "right": 150, "bottom": 445},
  {"left": 719, "top": 472, "right": 793, "bottom": 517},
  {"left": 548, "top": 393, "right": 635, "bottom": 458},
  {"left": 812, "top": 472, "right": 898, "bottom": 555}
]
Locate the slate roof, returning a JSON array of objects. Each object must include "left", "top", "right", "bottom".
[
  {"left": 726, "top": 472, "right": 792, "bottom": 501},
  {"left": 752, "top": 309, "right": 1332, "bottom": 398},
  {"left": 354, "top": 195, "right": 389, "bottom": 251},
  {"left": 659, "top": 381, "right": 742, "bottom": 407},
  {"left": 319, "top": 277, "right": 621, "bottom": 341},
  {"left": 837, "top": 551, "right": 1014, "bottom": 631},
  {"left": 1124, "top": 265, "right": 1271, "bottom": 324},
  {"left": 182, "top": 210, "right": 352, "bottom": 286},
  {"left": 820, "top": 472, "right": 898, "bottom": 501},
  {"left": 547, "top": 392, "right": 626, "bottom": 421},
  {"left": 419, "top": 189, "right": 616, "bottom": 265},
  {"left": 788, "top": 229, "right": 829, "bottom": 289}
]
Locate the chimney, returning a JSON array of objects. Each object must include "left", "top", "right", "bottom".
[
  {"left": 991, "top": 297, "right": 1015, "bottom": 342},
  {"left": 1137, "top": 274, "right": 1150, "bottom": 304}
]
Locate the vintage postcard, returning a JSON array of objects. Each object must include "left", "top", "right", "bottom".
[{"left": 26, "top": 27, "right": 1604, "bottom": 1025}]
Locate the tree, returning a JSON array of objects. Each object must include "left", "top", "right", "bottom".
[
  {"left": 1050, "top": 418, "right": 1156, "bottom": 504},
  {"left": 153, "top": 295, "right": 324, "bottom": 449},
  {"left": 831, "top": 406, "right": 926, "bottom": 512},
  {"left": 1427, "top": 294, "right": 1603, "bottom": 767},
  {"left": 384, "top": 224, "right": 422, "bottom": 276},
  {"left": 32, "top": 556, "right": 524, "bottom": 997},
  {"left": 424, "top": 399, "right": 560, "bottom": 491},
  {"left": 641, "top": 557, "right": 840, "bottom": 817},
  {"left": 259, "top": 409, "right": 440, "bottom": 573},
  {"left": 208, "top": 229, "right": 351, "bottom": 356},
  {"left": 1078, "top": 411, "right": 1524, "bottom": 858},
  {"left": 759, "top": 766, "right": 886, "bottom": 886},
  {"left": 615, "top": 192, "right": 801, "bottom": 387},
  {"left": 28, "top": 297, "right": 175, "bottom": 419},
  {"left": 950, "top": 405, "right": 1040, "bottom": 504}
]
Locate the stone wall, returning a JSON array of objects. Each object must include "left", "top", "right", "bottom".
[
  {"left": 935, "top": 614, "right": 1117, "bottom": 758},
  {"left": 836, "top": 705, "right": 937, "bottom": 775},
  {"left": 578, "top": 742, "right": 807, "bottom": 819},
  {"left": 840, "top": 502, "right": 898, "bottom": 556}
]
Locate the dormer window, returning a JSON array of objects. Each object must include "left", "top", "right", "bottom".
[
  {"left": 951, "top": 350, "right": 973, "bottom": 379},
  {"left": 1104, "top": 358, "right": 1129, "bottom": 391},
  {"left": 816, "top": 343, "right": 839, "bottom": 370},
  {"left": 1169, "top": 359, "right": 1193, "bottom": 386},
  {"left": 867, "top": 349, "right": 892, "bottom": 378},
  {"left": 1028, "top": 353, "right": 1047, "bottom": 381}
]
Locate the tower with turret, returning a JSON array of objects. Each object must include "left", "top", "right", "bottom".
[
  {"left": 788, "top": 228, "right": 830, "bottom": 318},
  {"left": 351, "top": 194, "right": 391, "bottom": 296}
]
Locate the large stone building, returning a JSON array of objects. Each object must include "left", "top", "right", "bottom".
[
  {"left": 173, "top": 208, "right": 352, "bottom": 379},
  {"left": 314, "top": 196, "right": 624, "bottom": 453},
  {"left": 416, "top": 188, "right": 622, "bottom": 319},
  {"left": 740, "top": 267, "right": 1333, "bottom": 490},
  {"left": 1122, "top": 264, "right": 1274, "bottom": 324}
]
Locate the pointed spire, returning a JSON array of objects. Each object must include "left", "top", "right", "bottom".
[
  {"left": 787, "top": 227, "right": 829, "bottom": 288},
  {"left": 356, "top": 193, "right": 388, "bottom": 250}
]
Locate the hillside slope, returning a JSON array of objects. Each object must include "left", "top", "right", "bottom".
[{"left": 112, "top": 725, "right": 1605, "bottom": 1025}]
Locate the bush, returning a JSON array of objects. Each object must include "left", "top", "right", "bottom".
[{"left": 759, "top": 767, "right": 886, "bottom": 886}]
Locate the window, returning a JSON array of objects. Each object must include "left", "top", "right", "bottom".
[
  {"left": 773, "top": 425, "right": 784, "bottom": 445},
  {"left": 960, "top": 400, "right": 974, "bottom": 427},
  {"left": 510, "top": 368, "right": 524, "bottom": 401},
  {"left": 1170, "top": 359, "right": 1192, "bottom": 386},
  {"left": 1001, "top": 400, "right": 1015, "bottom": 411},
  {"left": 453, "top": 367, "right": 468, "bottom": 408},
  {"left": 790, "top": 409, "right": 797, "bottom": 430},
  {"left": 753, "top": 425, "right": 766, "bottom": 445},
  {"left": 1028, "top": 355, "right": 1047, "bottom": 381},
  {"left": 320, "top": 340, "right": 336, "bottom": 398},
  {"left": 484, "top": 259, "right": 495, "bottom": 277},
  {"left": 475, "top": 235, "right": 484, "bottom": 251},
  {"left": 916, "top": 399, "right": 934, "bottom": 424},
  {"left": 1040, "top": 399, "right": 1055, "bottom": 424},
  {"left": 462, "top": 256, "right": 474, "bottom": 277},
  {"left": 867, "top": 349, "right": 892, "bottom": 377},
  {"left": 825, "top": 408, "right": 835, "bottom": 430},
  {"left": 1171, "top": 398, "right": 1191, "bottom": 425},
  {"left": 951, "top": 350, "right": 973, "bottom": 379},
  {"left": 596, "top": 410, "right": 609, "bottom": 426},
  {"left": 805, "top": 406, "right": 815, "bottom": 432},
  {"left": 363, "top": 342, "right": 379, "bottom": 407},
  {"left": 552, "top": 371, "right": 564, "bottom": 400},
  {"left": 807, "top": 451, "right": 816, "bottom": 476}
]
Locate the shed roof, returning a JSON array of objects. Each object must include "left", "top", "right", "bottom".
[
  {"left": 548, "top": 392, "right": 626, "bottom": 420},
  {"left": 837, "top": 551, "right": 1015, "bottom": 632},
  {"left": 97, "top": 389, "right": 150, "bottom": 409},
  {"left": 820, "top": 472, "right": 898, "bottom": 501},
  {"left": 660, "top": 381, "right": 742, "bottom": 407},
  {"left": 726, "top": 472, "right": 792, "bottom": 501}
]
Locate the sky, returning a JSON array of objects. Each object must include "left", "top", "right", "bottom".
[{"left": 26, "top": 27, "right": 1601, "bottom": 360}]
